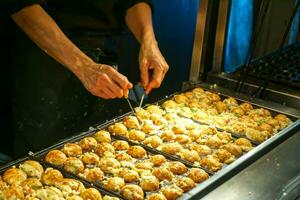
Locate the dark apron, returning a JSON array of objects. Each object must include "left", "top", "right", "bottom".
[{"left": 12, "top": 30, "right": 130, "bottom": 157}]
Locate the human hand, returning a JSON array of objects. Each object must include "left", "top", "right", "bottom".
[
  {"left": 79, "top": 63, "right": 133, "bottom": 99},
  {"left": 139, "top": 39, "right": 169, "bottom": 94}
]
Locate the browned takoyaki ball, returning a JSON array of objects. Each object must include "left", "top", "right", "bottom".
[
  {"left": 147, "top": 193, "right": 167, "bottom": 200},
  {"left": 80, "top": 152, "right": 100, "bottom": 166},
  {"left": 274, "top": 114, "right": 291, "bottom": 129},
  {"left": 1, "top": 184, "right": 25, "bottom": 199},
  {"left": 265, "top": 118, "right": 280, "bottom": 129},
  {"left": 139, "top": 176, "right": 160, "bottom": 192},
  {"left": 240, "top": 102, "right": 253, "bottom": 113},
  {"left": 179, "top": 149, "right": 200, "bottom": 163},
  {"left": 234, "top": 138, "right": 253, "bottom": 152},
  {"left": 64, "top": 157, "right": 85, "bottom": 174},
  {"left": 160, "top": 130, "right": 176, "bottom": 142},
  {"left": 118, "top": 168, "right": 139, "bottom": 182},
  {"left": 214, "top": 101, "right": 228, "bottom": 113},
  {"left": 104, "top": 177, "right": 125, "bottom": 192},
  {"left": 141, "top": 123, "right": 155, "bottom": 134},
  {"left": 94, "top": 130, "right": 111, "bottom": 143},
  {"left": 123, "top": 116, "right": 140, "bottom": 129},
  {"left": 146, "top": 105, "right": 164, "bottom": 115},
  {"left": 150, "top": 154, "right": 167, "bottom": 167},
  {"left": 200, "top": 155, "right": 223, "bottom": 172},
  {"left": 167, "top": 161, "right": 187, "bottom": 175},
  {"left": 214, "top": 149, "right": 235, "bottom": 164},
  {"left": 160, "top": 143, "right": 183, "bottom": 154},
  {"left": 78, "top": 137, "right": 98, "bottom": 151},
  {"left": 80, "top": 167, "right": 104, "bottom": 182},
  {"left": 112, "top": 140, "right": 130, "bottom": 151},
  {"left": 135, "top": 161, "right": 153, "bottom": 170},
  {"left": 184, "top": 91, "right": 194, "bottom": 99},
  {"left": 80, "top": 188, "right": 102, "bottom": 200},
  {"left": 21, "top": 178, "right": 43, "bottom": 195},
  {"left": 127, "top": 146, "right": 147, "bottom": 158},
  {"left": 108, "top": 123, "right": 128, "bottom": 136},
  {"left": 175, "top": 134, "right": 192, "bottom": 144},
  {"left": 189, "top": 144, "right": 212, "bottom": 156},
  {"left": 192, "top": 87, "right": 205, "bottom": 95},
  {"left": 121, "top": 185, "right": 144, "bottom": 200},
  {"left": 134, "top": 107, "right": 150, "bottom": 120},
  {"left": 98, "top": 157, "right": 120, "bottom": 173},
  {"left": 96, "top": 143, "right": 115, "bottom": 157},
  {"left": 2, "top": 168, "right": 27, "bottom": 185},
  {"left": 231, "top": 106, "right": 245, "bottom": 117},
  {"left": 58, "top": 178, "right": 85, "bottom": 192},
  {"left": 173, "top": 94, "right": 189, "bottom": 104},
  {"left": 205, "top": 135, "right": 223, "bottom": 149},
  {"left": 45, "top": 150, "right": 67, "bottom": 167},
  {"left": 245, "top": 128, "right": 268, "bottom": 143},
  {"left": 162, "top": 100, "right": 179, "bottom": 109},
  {"left": 222, "top": 143, "right": 243, "bottom": 157},
  {"left": 19, "top": 160, "right": 44, "bottom": 178},
  {"left": 161, "top": 185, "right": 183, "bottom": 200},
  {"left": 41, "top": 168, "right": 63, "bottom": 186},
  {"left": 223, "top": 97, "right": 238, "bottom": 107},
  {"left": 128, "top": 129, "right": 146, "bottom": 142},
  {"left": 62, "top": 143, "right": 83, "bottom": 157},
  {"left": 143, "top": 136, "right": 163, "bottom": 148},
  {"left": 172, "top": 124, "right": 187, "bottom": 135},
  {"left": 257, "top": 123, "right": 273, "bottom": 136},
  {"left": 152, "top": 167, "right": 173, "bottom": 181},
  {"left": 150, "top": 113, "right": 167, "bottom": 126},
  {"left": 175, "top": 177, "right": 195, "bottom": 192},
  {"left": 187, "top": 168, "right": 209, "bottom": 183},
  {"left": 115, "top": 153, "right": 133, "bottom": 162}
]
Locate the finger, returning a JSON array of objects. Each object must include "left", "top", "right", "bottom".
[
  {"left": 146, "top": 64, "right": 164, "bottom": 94},
  {"left": 109, "top": 69, "right": 132, "bottom": 90},
  {"left": 140, "top": 59, "right": 150, "bottom": 89},
  {"left": 106, "top": 79, "right": 124, "bottom": 98},
  {"left": 98, "top": 90, "right": 110, "bottom": 99},
  {"left": 102, "top": 86, "right": 116, "bottom": 99}
]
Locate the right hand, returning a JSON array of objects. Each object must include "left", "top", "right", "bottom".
[{"left": 79, "top": 63, "right": 132, "bottom": 99}]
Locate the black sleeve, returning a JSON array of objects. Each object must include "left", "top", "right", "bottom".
[
  {"left": 114, "top": 0, "right": 153, "bottom": 25},
  {"left": 0, "top": 0, "right": 41, "bottom": 16}
]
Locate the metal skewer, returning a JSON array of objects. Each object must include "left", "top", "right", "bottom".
[{"left": 139, "top": 93, "right": 145, "bottom": 108}]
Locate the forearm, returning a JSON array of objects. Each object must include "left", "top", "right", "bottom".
[
  {"left": 11, "top": 4, "right": 94, "bottom": 80},
  {"left": 125, "top": 2, "right": 156, "bottom": 44}
]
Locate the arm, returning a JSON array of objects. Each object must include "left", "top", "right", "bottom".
[
  {"left": 125, "top": 2, "right": 169, "bottom": 94},
  {"left": 12, "top": 4, "right": 132, "bottom": 99}
]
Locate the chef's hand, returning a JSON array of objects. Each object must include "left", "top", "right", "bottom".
[
  {"left": 80, "top": 63, "right": 133, "bottom": 99},
  {"left": 139, "top": 38, "right": 169, "bottom": 94}
]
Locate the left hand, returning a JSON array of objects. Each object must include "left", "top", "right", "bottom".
[{"left": 139, "top": 38, "right": 169, "bottom": 94}]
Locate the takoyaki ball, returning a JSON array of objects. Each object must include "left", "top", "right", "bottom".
[
  {"left": 115, "top": 153, "right": 132, "bottom": 162},
  {"left": 42, "top": 168, "right": 63, "bottom": 186},
  {"left": 123, "top": 116, "right": 140, "bottom": 129},
  {"left": 19, "top": 160, "right": 44, "bottom": 178},
  {"left": 147, "top": 193, "right": 167, "bottom": 200},
  {"left": 152, "top": 167, "right": 173, "bottom": 181},
  {"left": 234, "top": 138, "right": 253, "bottom": 152},
  {"left": 172, "top": 124, "right": 187, "bottom": 135},
  {"left": 206, "top": 108, "right": 219, "bottom": 116},
  {"left": 189, "top": 144, "right": 212, "bottom": 156},
  {"left": 175, "top": 134, "right": 192, "bottom": 144},
  {"left": 134, "top": 107, "right": 150, "bottom": 121},
  {"left": 164, "top": 113, "right": 180, "bottom": 122},
  {"left": 98, "top": 157, "right": 120, "bottom": 173},
  {"left": 128, "top": 129, "right": 145, "bottom": 142},
  {"left": 58, "top": 178, "right": 85, "bottom": 192},
  {"left": 216, "top": 132, "right": 232, "bottom": 143},
  {"left": 214, "top": 149, "right": 235, "bottom": 164},
  {"left": 104, "top": 177, "right": 125, "bottom": 192},
  {"left": 214, "top": 101, "right": 228, "bottom": 113},
  {"left": 139, "top": 176, "right": 160, "bottom": 192},
  {"left": 108, "top": 123, "right": 128, "bottom": 137},
  {"left": 146, "top": 105, "right": 164, "bottom": 115},
  {"left": 79, "top": 137, "right": 98, "bottom": 151},
  {"left": 80, "top": 152, "right": 100, "bottom": 166},
  {"left": 173, "top": 94, "right": 188, "bottom": 104},
  {"left": 102, "top": 196, "right": 119, "bottom": 200},
  {"left": 265, "top": 118, "right": 280, "bottom": 129},
  {"left": 200, "top": 155, "right": 223, "bottom": 172},
  {"left": 118, "top": 168, "right": 139, "bottom": 182},
  {"left": 188, "top": 129, "right": 201, "bottom": 141},
  {"left": 2, "top": 184, "right": 24, "bottom": 199},
  {"left": 143, "top": 136, "right": 163, "bottom": 148},
  {"left": 150, "top": 113, "right": 167, "bottom": 126},
  {"left": 62, "top": 143, "right": 83, "bottom": 157},
  {"left": 179, "top": 106, "right": 193, "bottom": 118},
  {"left": 81, "top": 167, "right": 104, "bottom": 182},
  {"left": 64, "top": 157, "right": 85, "bottom": 174},
  {"left": 121, "top": 185, "right": 144, "bottom": 200},
  {"left": 187, "top": 168, "right": 209, "bottom": 183},
  {"left": 160, "top": 143, "right": 183, "bottom": 154},
  {"left": 192, "top": 87, "right": 205, "bottom": 95},
  {"left": 161, "top": 185, "right": 183, "bottom": 200},
  {"left": 96, "top": 143, "right": 115, "bottom": 157},
  {"left": 201, "top": 127, "right": 217, "bottom": 135},
  {"left": 257, "top": 123, "right": 273, "bottom": 136},
  {"left": 175, "top": 177, "right": 195, "bottom": 192},
  {"left": 199, "top": 97, "right": 212, "bottom": 105},
  {"left": 3, "top": 168, "right": 27, "bottom": 185},
  {"left": 35, "top": 186, "right": 64, "bottom": 199},
  {"left": 222, "top": 143, "right": 243, "bottom": 157},
  {"left": 245, "top": 128, "right": 268, "bottom": 143},
  {"left": 209, "top": 93, "right": 221, "bottom": 102},
  {"left": 205, "top": 135, "right": 223, "bottom": 148},
  {"left": 256, "top": 108, "right": 272, "bottom": 117},
  {"left": 192, "top": 111, "right": 209, "bottom": 122},
  {"left": 150, "top": 155, "right": 167, "bottom": 166},
  {"left": 223, "top": 97, "right": 238, "bottom": 107},
  {"left": 229, "top": 124, "right": 245, "bottom": 135},
  {"left": 66, "top": 196, "right": 84, "bottom": 200},
  {"left": 240, "top": 102, "right": 253, "bottom": 113},
  {"left": 274, "top": 114, "right": 291, "bottom": 129},
  {"left": 184, "top": 91, "right": 194, "bottom": 99},
  {"left": 141, "top": 123, "right": 155, "bottom": 134},
  {"left": 167, "top": 161, "right": 187, "bottom": 175},
  {"left": 160, "top": 130, "right": 176, "bottom": 142},
  {"left": 127, "top": 146, "right": 147, "bottom": 158},
  {"left": 80, "top": 188, "right": 102, "bottom": 200},
  {"left": 113, "top": 140, "right": 130, "bottom": 151},
  {"left": 135, "top": 161, "right": 153, "bottom": 170},
  {"left": 231, "top": 106, "right": 245, "bottom": 117},
  {"left": 179, "top": 149, "right": 200, "bottom": 163},
  {"left": 94, "top": 130, "right": 111, "bottom": 143},
  {"left": 162, "top": 100, "right": 179, "bottom": 109},
  {"left": 45, "top": 150, "right": 67, "bottom": 167},
  {"left": 21, "top": 178, "right": 43, "bottom": 195}
]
